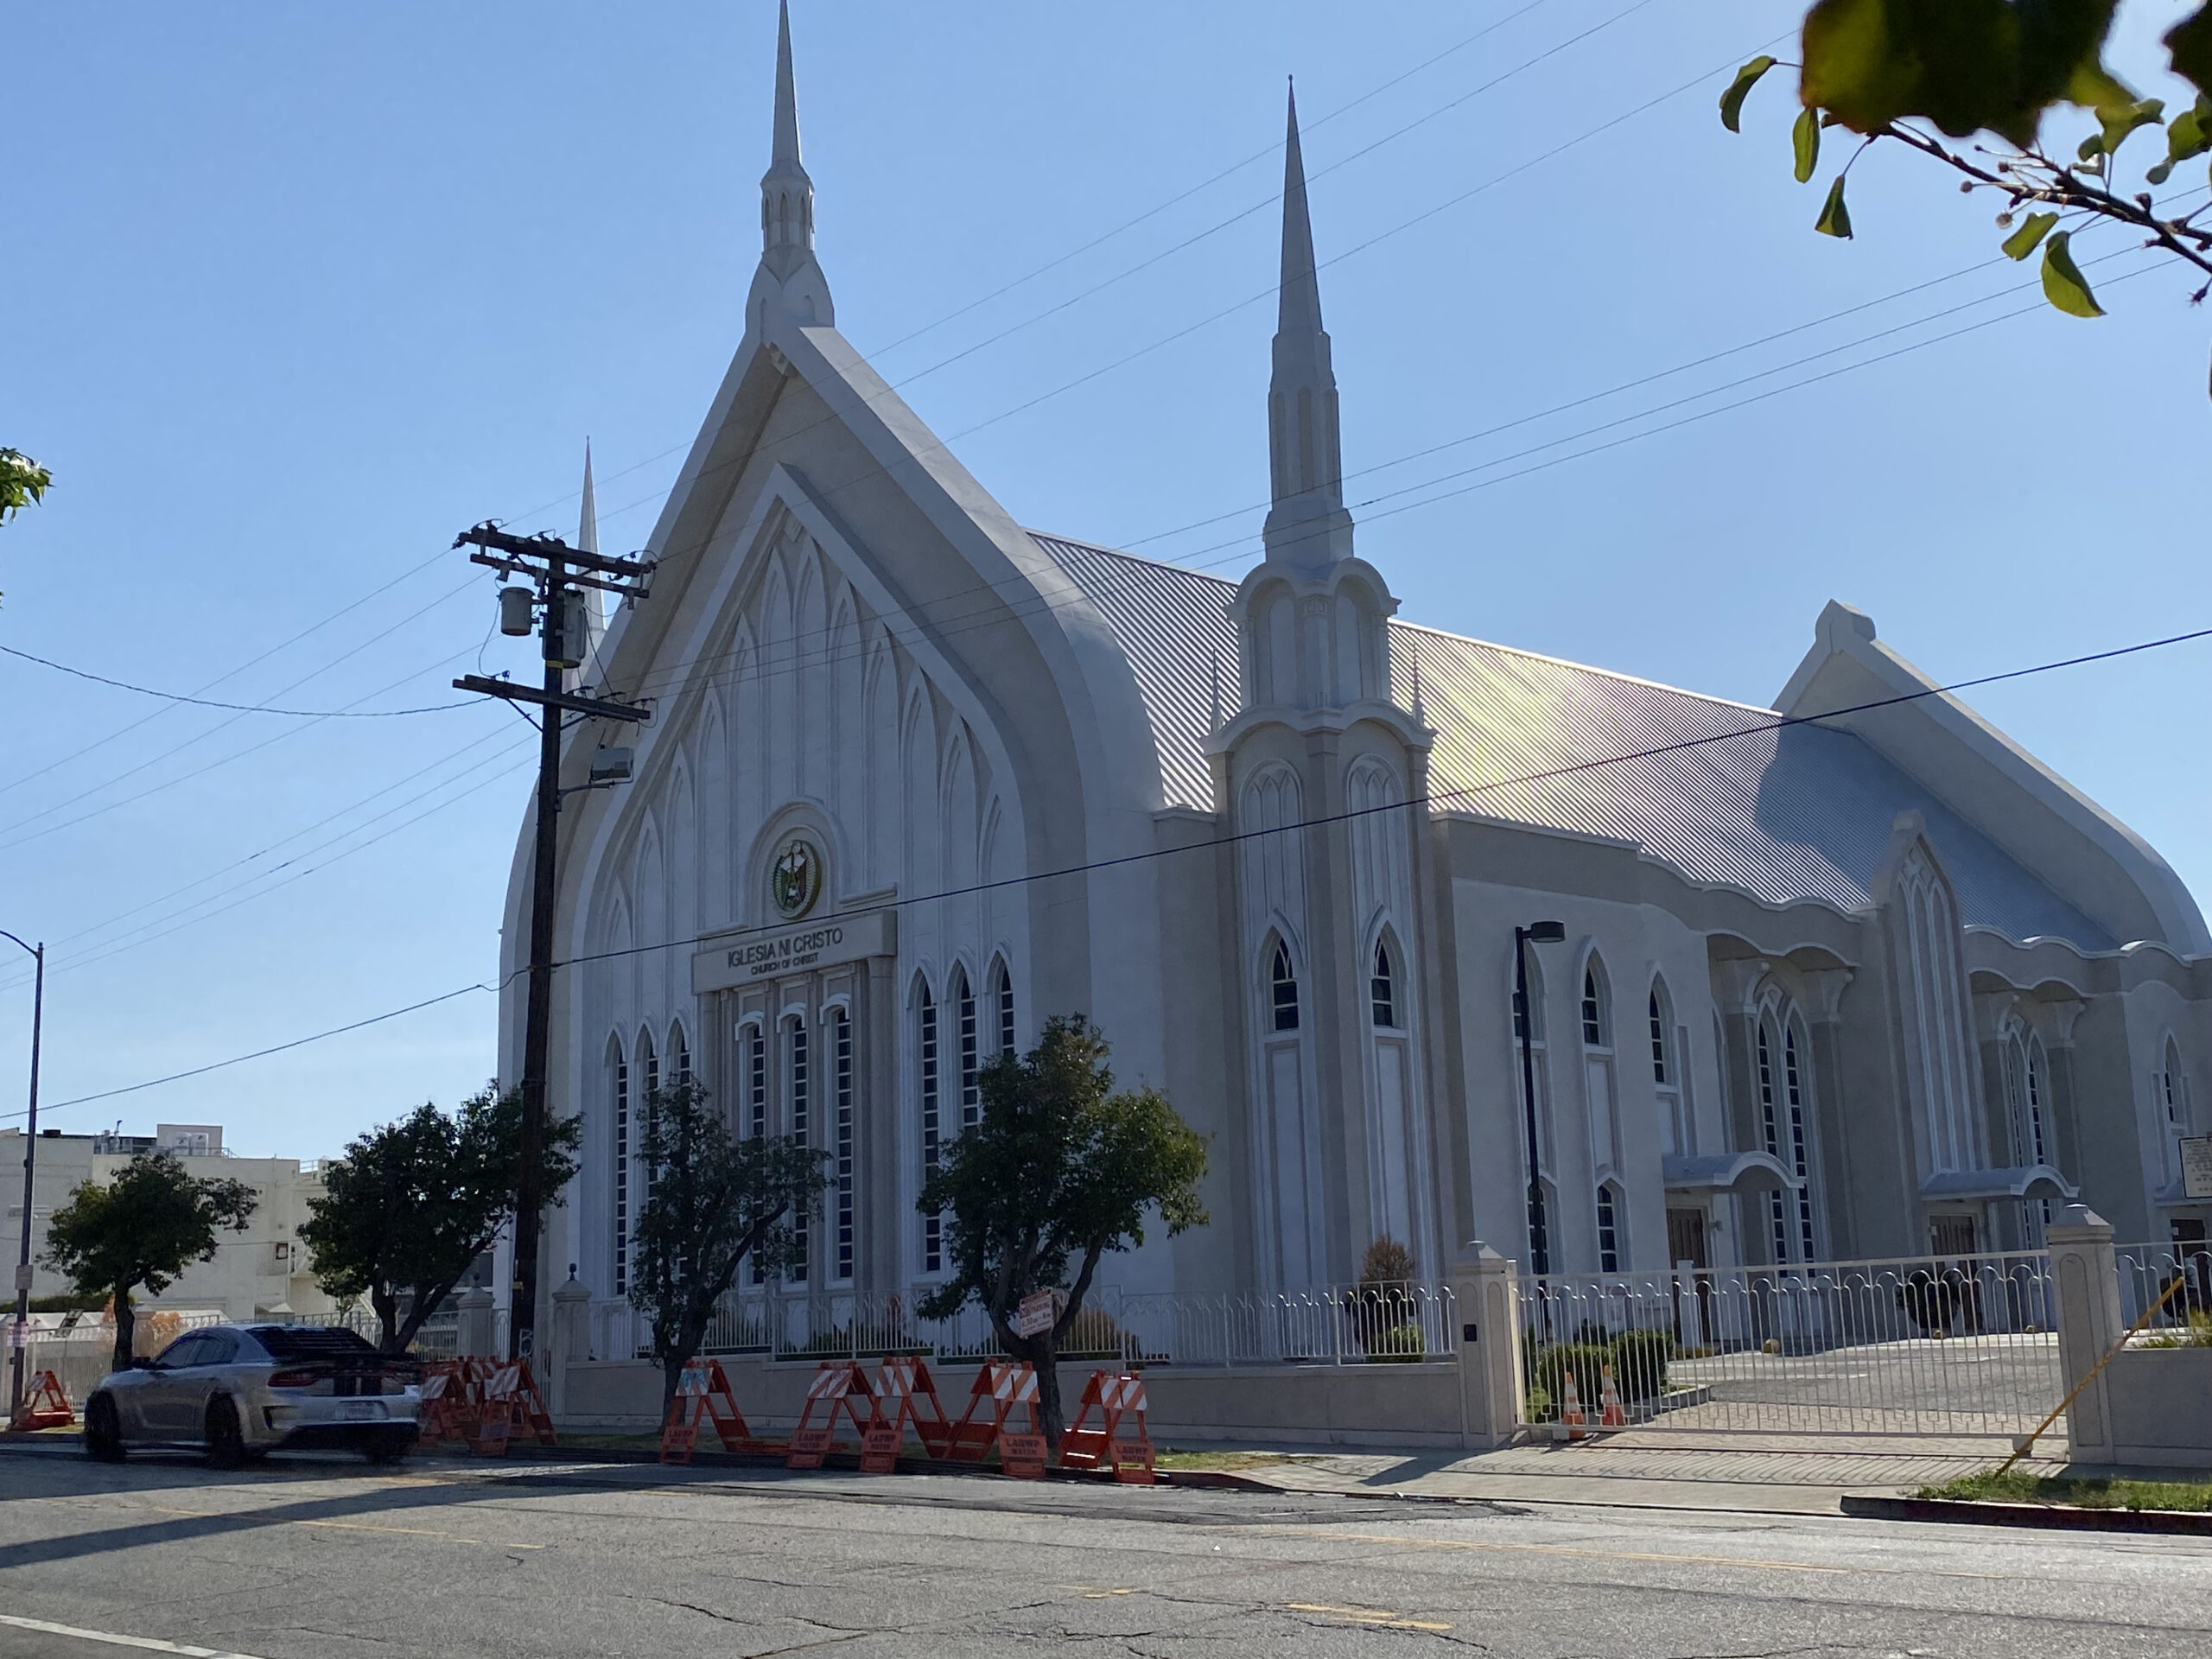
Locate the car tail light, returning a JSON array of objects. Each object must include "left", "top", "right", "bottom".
[{"left": 266, "top": 1369, "right": 321, "bottom": 1390}]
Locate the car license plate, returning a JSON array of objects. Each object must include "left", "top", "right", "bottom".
[{"left": 339, "top": 1401, "right": 381, "bottom": 1421}]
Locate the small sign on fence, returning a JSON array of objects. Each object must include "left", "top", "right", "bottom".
[{"left": 2182, "top": 1135, "right": 2212, "bottom": 1200}]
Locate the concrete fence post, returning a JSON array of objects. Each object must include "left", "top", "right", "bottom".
[
  {"left": 548, "top": 1268, "right": 592, "bottom": 1420},
  {"left": 2047, "top": 1205, "right": 2123, "bottom": 1464},
  {"left": 1451, "top": 1243, "right": 1524, "bottom": 1451},
  {"left": 456, "top": 1284, "right": 498, "bottom": 1360}
]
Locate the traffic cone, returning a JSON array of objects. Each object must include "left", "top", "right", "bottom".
[
  {"left": 1561, "top": 1370, "right": 1587, "bottom": 1440},
  {"left": 1599, "top": 1363, "right": 1627, "bottom": 1428}
]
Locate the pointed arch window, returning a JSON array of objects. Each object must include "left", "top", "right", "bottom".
[
  {"left": 954, "top": 969, "right": 980, "bottom": 1130},
  {"left": 918, "top": 979, "right": 943, "bottom": 1274},
  {"left": 785, "top": 1013, "right": 809, "bottom": 1283},
  {"left": 1270, "top": 943, "right": 1300, "bottom": 1033},
  {"left": 1370, "top": 939, "right": 1398, "bottom": 1029},
  {"left": 610, "top": 1036, "right": 630, "bottom": 1296},
  {"left": 1757, "top": 1020, "right": 1790, "bottom": 1264},
  {"left": 639, "top": 1029, "right": 660, "bottom": 1203},
  {"left": 1596, "top": 1182, "right": 1624, "bottom": 1274},
  {"left": 1581, "top": 962, "right": 1610, "bottom": 1049},
  {"left": 1649, "top": 982, "right": 1685, "bottom": 1156},
  {"left": 990, "top": 957, "right": 1015, "bottom": 1057},
  {"left": 1783, "top": 1024, "right": 1816, "bottom": 1262},
  {"left": 671, "top": 1022, "right": 692, "bottom": 1088},
  {"left": 831, "top": 1006, "right": 855, "bottom": 1282},
  {"left": 1513, "top": 956, "right": 1545, "bottom": 1044},
  {"left": 746, "top": 1019, "right": 768, "bottom": 1284},
  {"left": 1648, "top": 992, "right": 1669, "bottom": 1084}
]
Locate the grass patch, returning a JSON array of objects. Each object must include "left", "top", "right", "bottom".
[
  {"left": 1916, "top": 1468, "right": 2212, "bottom": 1512},
  {"left": 1152, "top": 1449, "right": 1298, "bottom": 1472}
]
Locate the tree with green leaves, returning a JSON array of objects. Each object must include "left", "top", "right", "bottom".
[
  {"left": 626, "top": 1077, "right": 826, "bottom": 1421},
  {"left": 42, "top": 1152, "right": 258, "bottom": 1374},
  {"left": 299, "top": 1084, "right": 582, "bottom": 1355},
  {"left": 0, "top": 449, "right": 48, "bottom": 526},
  {"left": 1721, "top": 3, "right": 2212, "bottom": 385},
  {"left": 918, "top": 1015, "right": 1209, "bottom": 1447}
]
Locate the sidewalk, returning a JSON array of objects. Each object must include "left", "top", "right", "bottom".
[{"left": 1215, "top": 1427, "right": 2067, "bottom": 1515}]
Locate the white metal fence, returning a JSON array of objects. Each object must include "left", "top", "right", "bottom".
[
  {"left": 587, "top": 1281, "right": 1458, "bottom": 1370},
  {"left": 1516, "top": 1249, "right": 2064, "bottom": 1438},
  {"left": 2117, "top": 1240, "right": 2212, "bottom": 1338}
]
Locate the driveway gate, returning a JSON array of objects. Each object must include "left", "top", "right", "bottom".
[{"left": 1515, "top": 1249, "right": 2063, "bottom": 1439}]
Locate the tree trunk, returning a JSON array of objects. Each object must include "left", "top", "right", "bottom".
[
  {"left": 110, "top": 1286, "right": 134, "bottom": 1376},
  {"left": 1033, "top": 1332, "right": 1063, "bottom": 1447},
  {"left": 374, "top": 1287, "right": 402, "bottom": 1355}
]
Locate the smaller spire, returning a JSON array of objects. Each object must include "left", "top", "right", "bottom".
[
  {"left": 747, "top": 0, "right": 834, "bottom": 327},
  {"left": 575, "top": 440, "right": 607, "bottom": 677}
]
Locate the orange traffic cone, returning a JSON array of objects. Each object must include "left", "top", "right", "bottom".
[
  {"left": 1599, "top": 1363, "right": 1627, "bottom": 1428},
  {"left": 1560, "top": 1370, "right": 1587, "bottom": 1441}
]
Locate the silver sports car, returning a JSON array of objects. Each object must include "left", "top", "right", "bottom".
[{"left": 84, "top": 1324, "right": 421, "bottom": 1465}]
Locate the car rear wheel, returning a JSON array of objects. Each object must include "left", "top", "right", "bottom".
[
  {"left": 204, "top": 1395, "right": 249, "bottom": 1467},
  {"left": 83, "top": 1395, "right": 125, "bottom": 1463}
]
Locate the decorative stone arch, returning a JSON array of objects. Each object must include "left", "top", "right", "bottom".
[{"left": 1260, "top": 926, "right": 1305, "bottom": 1033}]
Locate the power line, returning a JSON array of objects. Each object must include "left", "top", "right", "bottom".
[
  {"left": 0, "top": 643, "right": 476, "bottom": 717},
  {"left": 19, "top": 617, "right": 2205, "bottom": 1121}
]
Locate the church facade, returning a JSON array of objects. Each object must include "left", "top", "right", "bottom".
[{"left": 500, "top": 11, "right": 2212, "bottom": 1326}]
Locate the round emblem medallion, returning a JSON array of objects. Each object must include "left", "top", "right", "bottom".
[{"left": 770, "top": 836, "right": 822, "bottom": 919}]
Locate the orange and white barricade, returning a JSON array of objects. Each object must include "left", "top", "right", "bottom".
[
  {"left": 11, "top": 1369, "right": 74, "bottom": 1432},
  {"left": 866, "top": 1356, "right": 956, "bottom": 1469},
  {"left": 787, "top": 1360, "right": 875, "bottom": 1470},
  {"left": 1558, "top": 1370, "right": 1588, "bottom": 1441},
  {"left": 1058, "top": 1370, "right": 1155, "bottom": 1484},
  {"left": 416, "top": 1358, "right": 483, "bottom": 1450},
  {"left": 941, "top": 1360, "right": 1042, "bottom": 1469},
  {"left": 1598, "top": 1364, "right": 1627, "bottom": 1429},
  {"left": 473, "top": 1358, "right": 558, "bottom": 1457},
  {"left": 661, "top": 1357, "right": 757, "bottom": 1464}
]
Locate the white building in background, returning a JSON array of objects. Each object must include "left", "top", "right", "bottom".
[
  {"left": 3, "top": 1124, "right": 338, "bottom": 1322},
  {"left": 500, "top": 10, "right": 2212, "bottom": 1331}
]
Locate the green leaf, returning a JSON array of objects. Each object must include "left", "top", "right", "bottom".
[
  {"left": 2168, "top": 6, "right": 2212, "bottom": 102},
  {"left": 1793, "top": 105, "right": 1822, "bottom": 181},
  {"left": 2039, "top": 230, "right": 2104, "bottom": 317},
  {"left": 1719, "top": 54, "right": 1777, "bottom": 132},
  {"left": 1815, "top": 173, "right": 1853, "bottom": 238},
  {"left": 2096, "top": 96, "right": 2164, "bottom": 158},
  {"left": 2001, "top": 210, "right": 2058, "bottom": 259},
  {"left": 2165, "top": 96, "right": 2212, "bottom": 165}
]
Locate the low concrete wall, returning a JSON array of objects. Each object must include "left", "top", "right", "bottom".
[
  {"left": 2105, "top": 1347, "right": 2212, "bottom": 1469},
  {"left": 559, "top": 1353, "right": 1463, "bottom": 1446}
]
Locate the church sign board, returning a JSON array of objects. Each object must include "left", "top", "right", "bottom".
[
  {"left": 692, "top": 907, "right": 896, "bottom": 995},
  {"left": 2182, "top": 1135, "right": 2212, "bottom": 1201}
]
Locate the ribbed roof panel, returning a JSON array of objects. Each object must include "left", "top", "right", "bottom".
[{"left": 1032, "top": 532, "right": 2109, "bottom": 948}]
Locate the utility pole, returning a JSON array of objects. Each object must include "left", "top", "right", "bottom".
[
  {"left": 3, "top": 930, "right": 42, "bottom": 1426},
  {"left": 453, "top": 523, "right": 652, "bottom": 1364}
]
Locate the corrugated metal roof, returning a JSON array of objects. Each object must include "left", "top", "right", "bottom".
[{"left": 1033, "top": 531, "right": 2111, "bottom": 948}]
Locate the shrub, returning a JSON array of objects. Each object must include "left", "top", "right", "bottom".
[
  {"left": 1365, "top": 1322, "right": 1427, "bottom": 1363},
  {"left": 2140, "top": 1309, "right": 2212, "bottom": 1349},
  {"left": 1525, "top": 1341, "right": 1611, "bottom": 1419},
  {"left": 1609, "top": 1326, "right": 1674, "bottom": 1401}
]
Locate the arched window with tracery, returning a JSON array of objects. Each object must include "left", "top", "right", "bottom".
[
  {"left": 1370, "top": 938, "right": 1397, "bottom": 1029},
  {"left": 609, "top": 1035, "right": 630, "bottom": 1296},
  {"left": 918, "top": 977, "right": 943, "bottom": 1274},
  {"left": 989, "top": 956, "right": 1015, "bottom": 1058},
  {"left": 952, "top": 968, "right": 980, "bottom": 1130},
  {"left": 1270, "top": 941, "right": 1300, "bottom": 1033},
  {"left": 1649, "top": 981, "right": 1686, "bottom": 1155}
]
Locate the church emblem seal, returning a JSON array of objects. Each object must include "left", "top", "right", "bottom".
[{"left": 771, "top": 836, "right": 822, "bottom": 919}]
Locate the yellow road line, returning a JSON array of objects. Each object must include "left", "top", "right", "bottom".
[
  {"left": 138, "top": 1504, "right": 543, "bottom": 1549},
  {"left": 1274, "top": 1527, "right": 1848, "bottom": 1575}
]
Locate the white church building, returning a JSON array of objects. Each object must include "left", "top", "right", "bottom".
[{"left": 501, "top": 10, "right": 2212, "bottom": 1329}]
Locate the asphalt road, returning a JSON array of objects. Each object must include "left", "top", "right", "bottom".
[{"left": 2, "top": 1446, "right": 2208, "bottom": 1657}]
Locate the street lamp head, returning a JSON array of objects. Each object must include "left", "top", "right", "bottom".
[{"left": 1524, "top": 920, "right": 1567, "bottom": 944}]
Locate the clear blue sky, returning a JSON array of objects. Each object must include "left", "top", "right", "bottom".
[{"left": 3, "top": 1, "right": 2205, "bottom": 1159}]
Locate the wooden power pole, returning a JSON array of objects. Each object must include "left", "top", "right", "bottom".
[{"left": 453, "top": 522, "right": 653, "bottom": 1364}]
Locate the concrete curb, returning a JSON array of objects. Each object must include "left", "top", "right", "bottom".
[
  {"left": 0, "top": 1431, "right": 1275, "bottom": 1492},
  {"left": 1840, "top": 1493, "right": 2212, "bottom": 1535}
]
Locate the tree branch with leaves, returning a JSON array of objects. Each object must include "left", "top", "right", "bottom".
[
  {"left": 1723, "top": 1, "right": 2212, "bottom": 383},
  {"left": 626, "top": 1077, "right": 826, "bottom": 1421},
  {"left": 299, "top": 1084, "right": 582, "bottom": 1355},
  {"left": 42, "top": 1152, "right": 258, "bottom": 1374},
  {"left": 918, "top": 1015, "right": 1209, "bottom": 1447}
]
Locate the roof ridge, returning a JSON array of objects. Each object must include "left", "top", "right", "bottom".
[{"left": 1028, "top": 527, "right": 1775, "bottom": 717}]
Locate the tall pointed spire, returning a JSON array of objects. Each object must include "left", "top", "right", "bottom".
[
  {"left": 749, "top": 0, "right": 834, "bottom": 328},
  {"left": 576, "top": 438, "right": 599, "bottom": 556},
  {"left": 1261, "top": 80, "right": 1353, "bottom": 573}
]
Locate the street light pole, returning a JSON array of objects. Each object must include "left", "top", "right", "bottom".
[
  {"left": 3, "top": 930, "right": 44, "bottom": 1425},
  {"left": 1514, "top": 921, "right": 1565, "bottom": 1281}
]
